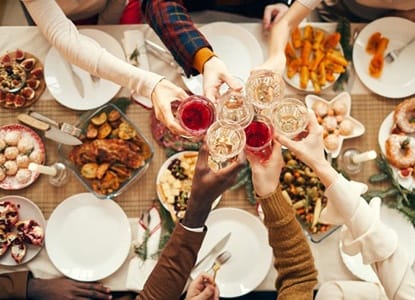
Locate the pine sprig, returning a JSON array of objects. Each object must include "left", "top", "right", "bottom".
[
  {"left": 333, "top": 17, "right": 352, "bottom": 91},
  {"left": 364, "top": 156, "right": 415, "bottom": 226}
]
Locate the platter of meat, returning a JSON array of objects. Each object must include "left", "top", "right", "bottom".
[
  {"left": 58, "top": 103, "right": 153, "bottom": 198},
  {"left": 0, "top": 195, "right": 45, "bottom": 266},
  {"left": 0, "top": 49, "right": 46, "bottom": 109}
]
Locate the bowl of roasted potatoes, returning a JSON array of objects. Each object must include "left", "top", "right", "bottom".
[{"left": 58, "top": 103, "right": 153, "bottom": 199}]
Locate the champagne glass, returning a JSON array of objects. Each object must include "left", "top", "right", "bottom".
[
  {"left": 271, "top": 97, "right": 308, "bottom": 139},
  {"left": 244, "top": 115, "right": 274, "bottom": 162},
  {"left": 245, "top": 70, "right": 286, "bottom": 111},
  {"left": 177, "top": 95, "right": 216, "bottom": 138},
  {"left": 206, "top": 121, "right": 246, "bottom": 169},
  {"left": 217, "top": 89, "right": 254, "bottom": 128}
]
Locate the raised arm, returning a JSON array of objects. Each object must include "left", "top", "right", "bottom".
[
  {"left": 137, "top": 143, "right": 245, "bottom": 299},
  {"left": 278, "top": 112, "right": 415, "bottom": 299},
  {"left": 247, "top": 142, "right": 318, "bottom": 299}
]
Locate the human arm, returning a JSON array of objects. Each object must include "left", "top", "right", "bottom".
[
  {"left": 277, "top": 112, "right": 415, "bottom": 299},
  {"left": 141, "top": 0, "right": 242, "bottom": 101},
  {"left": 137, "top": 143, "right": 245, "bottom": 299},
  {"left": 0, "top": 271, "right": 113, "bottom": 300},
  {"left": 185, "top": 273, "right": 219, "bottom": 300},
  {"left": 247, "top": 143, "right": 318, "bottom": 300},
  {"left": 22, "top": 0, "right": 189, "bottom": 135},
  {"left": 258, "top": 1, "right": 318, "bottom": 73}
]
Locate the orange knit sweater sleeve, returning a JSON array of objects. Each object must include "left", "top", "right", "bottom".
[{"left": 258, "top": 186, "right": 318, "bottom": 299}]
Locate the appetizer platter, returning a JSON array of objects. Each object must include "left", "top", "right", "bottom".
[
  {"left": 280, "top": 150, "right": 339, "bottom": 242},
  {"left": 284, "top": 24, "right": 348, "bottom": 93},
  {"left": 59, "top": 103, "right": 153, "bottom": 198},
  {"left": 378, "top": 97, "right": 415, "bottom": 190},
  {"left": 305, "top": 92, "right": 365, "bottom": 158},
  {"left": 0, "top": 49, "right": 46, "bottom": 109},
  {"left": 0, "top": 195, "right": 45, "bottom": 266},
  {"left": 156, "top": 151, "right": 221, "bottom": 221},
  {"left": 0, "top": 124, "right": 45, "bottom": 190}
]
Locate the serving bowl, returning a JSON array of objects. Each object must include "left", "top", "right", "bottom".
[{"left": 58, "top": 103, "right": 153, "bottom": 199}]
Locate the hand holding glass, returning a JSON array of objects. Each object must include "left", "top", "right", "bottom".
[
  {"left": 217, "top": 89, "right": 254, "bottom": 128},
  {"left": 246, "top": 70, "right": 285, "bottom": 110},
  {"left": 177, "top": 95, "right": 215, "bottom": 138},
  {"left": 206, "top": 121, "right": 246, "bottom": 169},
  {"left": 272, "top": 98, "right": 308, "bottom": 139},
  {"left": 244, "top": 115, "right": 274, "bottom": 162}
]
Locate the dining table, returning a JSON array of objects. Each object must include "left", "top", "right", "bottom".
[{"left": 0, "top": 21, "right": 414, "bottom": 295}]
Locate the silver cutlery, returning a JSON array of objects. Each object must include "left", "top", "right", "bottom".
[
  {"left": 384, "top": 37, "right": 415, "bottom": 64},
  {"left": 144, "top": 39, "right": 186, "bottom": 76},
  {"left": 17, "top": 114, "right": 83, "bottom": 145},
  {"left": 208, "top": 250, "right": 231, "bottom": 282},
  {"left": 193, "top": 232, "right": 231, "bottom": 270},
  {"left": 29, "top": 111, "right": 82, "bottom": 138}
]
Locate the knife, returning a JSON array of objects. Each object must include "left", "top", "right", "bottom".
[
  {"left": 59, "top": 53, "right": 85, "bottom": 98},
  {"left": 29, "top": 111, "right": 82, "bottom": 138},
  {"left": 144, "top": 40, "right": 185, "bottom": 76},
  {"left": 17, "top": 114, "right": 83, "bottom": 146},
  {"left": 193, "top": 232, "right": 231, "bottom": 270}
]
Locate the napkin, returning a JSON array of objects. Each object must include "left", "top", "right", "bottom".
[
  {"left": 122, "top": 29, "right": 153, "bottom": 108},
  {"left": 126, "top": 205, "right": 161, "bottom": 291}
]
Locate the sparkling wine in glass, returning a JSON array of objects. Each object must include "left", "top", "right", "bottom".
[
  {"left": 177, "top": 95, "right": 216, "bottom": 138},
  {"left": 217, "top": 89, "right": 254, "bottom": 128},
  {"left": 272, "top": 98, "right": 308, "bottom": 139},
  {"left": 246, "top": 70, "right": 286, "bottom": 111},
  {"left": 244, "top": 115, "right": 274, "bottom": 161},
  {"left": 206, "top": 121, "right": 246, "bottom": 169}
]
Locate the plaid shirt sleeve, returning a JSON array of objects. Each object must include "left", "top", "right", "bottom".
[{"left": 141, "top": 0, "right": 212, "bottom": 76}]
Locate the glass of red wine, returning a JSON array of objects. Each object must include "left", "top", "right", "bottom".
[
  {"left": 244, "top": 115, "right": 274, "bottom": 162},
  {"left": 177, "top": 95, "right": 216, "bottom": 138}
]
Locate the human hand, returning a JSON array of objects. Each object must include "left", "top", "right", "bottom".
[
  {"left": 151, "top": 78, "right": 189, "bottom": 136},
  {"left": 246, "top": 139, "right": 284, "bottom": 197},
  {"left": 185, "top": 273, "right": 219, "bottom": 300},
  {"left": 253, "top": 53, "right": 286, "bottom": 75},
  {"left": 202, "top": 56, "right": 244, "bottom": 101},
  {"left": 27, "top": 277, "right": 112, "bottom": 300},
  {"left": 276, "top": 111, "right": 327, "bottom": 171},
  {"left": 263, "top": 3, "right": 290, "bottom": 31},
  {"left": 183, "top": 141, "right": 246, "bottom": 228}
]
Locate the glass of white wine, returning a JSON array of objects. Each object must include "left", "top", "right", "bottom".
[
  {"left": 246, "top": 70, "right": 286, "bottom": 111},
  {"left": 271, "top": 97, "right": 308, "bottom": 139},
  {"left": 206, "top": 121, "right": 246, "bottom": 170},
  {"left": 217, "top": 89, "right": 254, "bottom": 129}
]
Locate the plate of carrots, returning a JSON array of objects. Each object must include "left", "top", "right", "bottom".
[
  {"left": 284, "top": 24, "right": 348, "bottom": 94},
  {"left": 352, "top": 17, "right": 415, "bottom": 98}
]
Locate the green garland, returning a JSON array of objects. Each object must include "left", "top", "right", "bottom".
[
  {"left": 363, "top": 156, "right": 415, "bottom": 227},
  {"left": 333, "top": 17, "right": 352, "bottom": 91}
]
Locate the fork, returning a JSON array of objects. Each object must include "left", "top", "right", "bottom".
[{"left": 384, "top": 37, "right": 415, "bottom": 64}]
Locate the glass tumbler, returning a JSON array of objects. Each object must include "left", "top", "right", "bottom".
[
  {"left": 272, "top": 98, "right": 308, "bottom": 139},
  {"left": 217, "top": 89, "right": 254, "bottom": 128}
]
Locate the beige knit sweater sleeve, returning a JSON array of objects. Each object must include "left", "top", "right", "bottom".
[{"left": 257, "top": 186, "right": 318, "bottom": 300}]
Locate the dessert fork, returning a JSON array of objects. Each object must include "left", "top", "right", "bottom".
[
  {"left": 208, "top": 250, "right": 231, "bottom": 282},
  {"left": 384, "top": 37, "right": 415, "bottom": 64}
]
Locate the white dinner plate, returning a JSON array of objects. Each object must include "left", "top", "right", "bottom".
[
  {"left": 353, "top": 17, "right": 415, "bottom": 98},
  {"left": 45, "top": 193, "right": 131, "bottom": 281},
  {"left": 339, "top": 205, "right": 415, "bottom": 282},
  {"left": 192, "top": 208, "right": 272, "bottom": 298},
  {"left": 378, "top": 111, "right": 415, "bottom": 190},
  {"left": 44, "top": 29, "right": 125, "bottom": 110},
  {"left": 0, "top": 195, "right": 46, "bottom": 266},
  {"left": 181, "top": 22, "right": 264, "bottom": 95}
]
